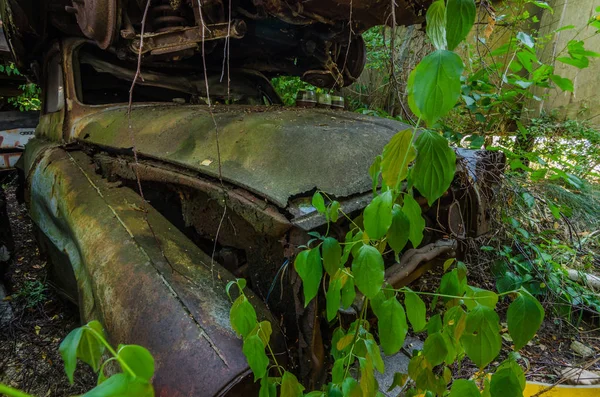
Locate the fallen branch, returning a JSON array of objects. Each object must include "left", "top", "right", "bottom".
[
  {"left": 385, "top": 239, "right": 458, "bottom": 287},
  {"left": 566, "top": 268, "right": 600, "bottom": 290},
  {"left": 532, "top": 356, "right": 600, "bottom": 396}
]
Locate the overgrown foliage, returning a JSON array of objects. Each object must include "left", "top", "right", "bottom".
[
  {"left": 228, "top": 1, "right": 548, "bottom": 395},
  {"left": 479, "top": 114, "right": 600, "bottom": 324},
  {"left": 504, "top": 114, "right": 600, "bottom": 182},
  {"left": 478, "top": 170, "right": 600, "bottom": 323},
  {"left": 0, "top": 321, "right": 155, "bottom": 396},
  {"left": 448, "top": 1, "right": 600, "bottom": 331},
  {"left": 0, "top": 63, "right": 41, "bottom": 111},
  {"left": 271, "top": 76, "right": 318, "bottom": 106},
  {"left": 442, "top": 1, "right": 600, "bottom": 147},
  {"left": 346, "top": 1, "right": 600, "bottom": 153},
  {"left": 13, "top": 280, "right": 47, "bottom": 309},
  {"left": 9, "top": 83, "right": 41, "bottom": 112},
  {"left": 60, "top": 321, "right": 154, "bottom": 396},
  {"left": 351, "top": 0, "right": 600, "bottom": 331}
]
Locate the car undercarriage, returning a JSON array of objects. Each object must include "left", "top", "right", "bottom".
[{"left": 3, "top": 0, "right": 428, "bottom": 88}]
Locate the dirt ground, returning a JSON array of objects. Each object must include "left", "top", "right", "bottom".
[
  {"left": 411, "top": 263, "right": 600, "bottom": 386},
  {"left": 0, "top": 172, "right": 599, "bottom": 395},
  {"left": 0, "top": 177, "right": 95, "bottom": 396}
]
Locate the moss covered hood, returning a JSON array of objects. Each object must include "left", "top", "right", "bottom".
[{"left": 74, "top": 105, "right": 410, "bottom": 208}]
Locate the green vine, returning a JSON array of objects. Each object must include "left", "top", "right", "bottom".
[
  {"left": 0, "top": 63, "right": 41, "bottom": 111},
  {"left": 229, "top": 0, "right": 548, "bottom": 395},
  {"left": 59, "top": 321, "right": 155, "bottom": 396},
  {"left": 0, "top": 320, "right": 156, "bottom": 396}
]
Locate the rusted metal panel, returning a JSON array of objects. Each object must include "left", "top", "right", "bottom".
[
  {"left": 0, "top": 111, "right": 37, "bottom": 169},
  {"left": 0, "top": 151, "right": 22, "bottom": 168},
  {"left": 69, "top": 0, "right": 119, "bottom": 50},
  {"left": 93, "top": 153, "right": 291, "bottom": 237},
  {"left": 130, "top": 20, "right": 247, "bottom": 55},
  {"left": 0, "top": 127, "right": 35, "bottom": 149},
  {"left": 25, "top": 142, "right": 285, "bottom": 396},
  {"left": 294, "top": 0, "right": 426, "bottom": 30}
]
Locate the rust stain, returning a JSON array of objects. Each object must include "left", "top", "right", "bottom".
[
  {"left": 66, "top": 151, "right": 231, "bottom": 367},
  {"left": 24, "top": 144, "right": 288, "bottom": 395}
]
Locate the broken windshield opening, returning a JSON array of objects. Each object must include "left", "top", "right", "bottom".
[{"left": 75, "top": 44, "right": 281, "bottom": 106}]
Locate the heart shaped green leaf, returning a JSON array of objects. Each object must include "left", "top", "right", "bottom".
[
  {"left": 412, "top": 50, "right": 464, "bottom": 126},
  {"left": 326, "top": 274, "right": 342, "bottom": 322},
  {"left": 449, "top": 379, "right": 481, "bottom": 397},
  {"left": 460, "top": 305, "right": 501, "bottom": 368},
  {"left": 413, "top": 130, "right": 456, "bottom": 205},
  {"left": 445, "top": 0, "right": 476, "bottom": 50},
  {"left": 117, "top": 345, "right": 155, "bottom": 382},
  {"left": 507, "top": 289, "right": 544, "bottom": 350},
  {"left": 426, "top": 0, "right": 447, "bottom": 50},
  {"left": 405, "top": 290, "right": 427, "bottom": 332},
  {"left": 381, "top": 129, "right": 416, "bottom": 188},
  {"left": 230, "top": 295, "right": 258, "bottom": 338},
  {"left": 322, "top": 237, "right": 342, "bottom": 276},
  {"left": 387, "top": 204, "right": 410, "bottom": 254},
  {"left": 280, "top": 371, "right": 304, "bottom": 397},
  {"left": 294, "top": 247, "right": 323, "bottom": 307},
  {"left": 376, "top": 297, "right": 408, "bottom": 355},
  {"left": 352, "top": 245, "right": 384, "bottom": 299},
  {"left": 402, "top": 194, "right": 425, "bottom": 247},
  {"left": 363, "top": 190, "right": 394, "bottom": 240},
  {"left": 243, "top": 335, "right": 269, "bottom": 381}
]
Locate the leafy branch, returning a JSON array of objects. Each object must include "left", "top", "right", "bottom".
[
  {"left": 228, "top": 1, "right": 547, "bottom": 395},
  {"left": 59, "top": 321, "right": 155, "bottom": 396}
]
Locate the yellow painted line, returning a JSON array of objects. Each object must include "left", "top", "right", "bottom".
[{"left": 524, "top": 381, "right": 600, "bottom": 396}]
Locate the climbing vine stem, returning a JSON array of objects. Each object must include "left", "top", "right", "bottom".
[{"left": 228, "top": 0, "right": 548, "bottom": 396}]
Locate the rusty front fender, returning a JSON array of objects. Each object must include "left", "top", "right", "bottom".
[{"left": 24, "top": 141, "right": 282, "bottom": 396}]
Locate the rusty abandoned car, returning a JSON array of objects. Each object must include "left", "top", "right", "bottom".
[{"left": 0, "top": 0, "right": 505, "bottom": 395}]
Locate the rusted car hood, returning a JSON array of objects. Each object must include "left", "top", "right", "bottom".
[{"left": 73, "top": 105, "right": 410, "bottom": 208}]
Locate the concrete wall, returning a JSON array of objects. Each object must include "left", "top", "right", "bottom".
[
  {"left": 528, "top": 0, "right": 600, "bottom": 126},
  {"left": 347, "top": 0, "right": 600, "bottom": 127}
]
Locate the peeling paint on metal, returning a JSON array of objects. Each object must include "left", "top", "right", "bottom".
[{"left": 25, "top": 143, "right": 282, "bottom": 396}]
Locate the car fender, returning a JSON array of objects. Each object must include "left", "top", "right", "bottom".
[{"left": 24, "top": 141, "right": 282, "bottom": 396}]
